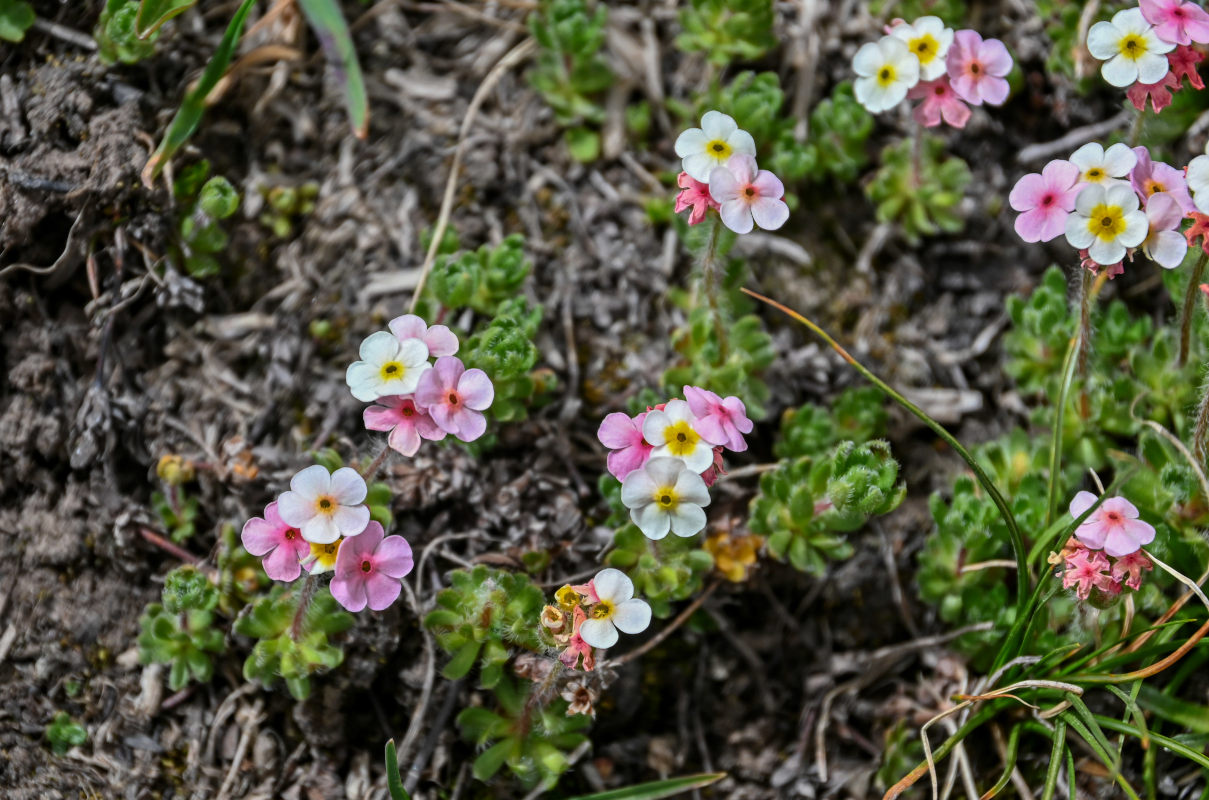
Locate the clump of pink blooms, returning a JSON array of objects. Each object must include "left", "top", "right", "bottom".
[
  {"left": 1086, "top": 2, "right": 1209, "bottom": 110},
  {"left": 1009, "top": 142, "right": 1196, "bottom": 273},
  {"left": 673, "top": 111, "right": 789, "bottom": 234},
  {"left": 1058, "top": 492, "right": 1156, "bottom": 601},
  {"left": 850, "top": 16, "right": 1013, "bottom": 127}
]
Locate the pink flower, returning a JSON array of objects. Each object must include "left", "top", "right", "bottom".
[
  {"left": 330, "top": 521, "right": 414, "bottom": 612},
  {"left": 708, "top": 154, "right": 789, "bottom": 234},
  {"left": 1185, "top": 211, "right": 1209, "bottom": 253},
  {"left": 1170, "top": 44, "right": 1205, "bottom": 87},
  {"left": 1009, "top": 160, "right": 1081, "bottom": 242},
  {"left": 1142, "top": 191, "right": 1189, "bottom": 268},
  {"left": 1078, "top": 248, "right": 1126, "bottom": 279},
  {"left": 364, "top": 395, "right": 446, "bottom": 457},
  {"left": 558, "top": 607, "right": 596, "bottom": 671},
  {"left": 388, "top": 314, "right": 459, "bottom": 357},
  {"left": 241, "top": 501, "right": 311, "bottom": 582},
  {"left": 1127, "top": 71, "right": 1180, "bottom": 113},
  {"left": 946, "top": 30, "right": 1012, "bottom": 106},
  {"left": 1140, "top": 0, "right": 1209, "bottom": 46},
  {"left": 699, "top": 446, "right": 727, "bottom": 488},
  {"left": 597, "top": 411, "right": 653, "bottom": 481},
  {"left": 682, "top": 386, "right": 753, "bottom": 452},
  {"left": 1070, "top": 491, "right": 1156, "bottom": 557},
  {"left": 414, "top": 356, "right": 493, "bottom": 442},
  {"left": 674, "top": 172, "right": 719, "bottom": 226},
  {"left": 1112, "top": 550, "right": 1154, "bottom": 590},
  {"left": 1062, "top": 547, "right": 1115, "bottom": 600},
  {"left": 907, "top": 77, "right": 971, "bottom": 128},
  {"left": 1131, "top": 146, "right": 1196, "bottom": 213}
]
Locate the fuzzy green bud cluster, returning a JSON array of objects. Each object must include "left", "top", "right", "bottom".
[
  {"left": 677, "top": 0, "right": 775, "bottom": 67},
  {"left": 259, "top": 182, "right": 319, "bottom": 238},
  {"left": 429, "top": 235, "right": 532, "bottom": 316},
  {"left": 172, "top": 161, "right": 242, "bottom": 278},
  {"left": 529, "top": 0, "right": 612, "bottom": 160},
  {"left": 95, "top": 0, "right": 158, "bottom": 64},
  {"left": 867, "top": 135, "right": 970, "bottom": 244},
  {"left": 775, "top": 386, "right": 888, "bottom": 459},
  {"left": 45, "top": 712, "right": 87, "bottom": 756},
  {"left": 138, "top": 567, "right": 226, "bottom": 691}
]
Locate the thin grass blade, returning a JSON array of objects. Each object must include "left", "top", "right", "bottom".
[
  {"left": 297, "top": 0, "right": 369, "bottom": 138},
  {"left": 565, "top": 772, "right": 725, "bottom": 800},
  {"left": 136, "top": 0, "right": 196, "bottom": 38},
  {"left": 384, "top": 739, "right": 410, "bottom": 800}
]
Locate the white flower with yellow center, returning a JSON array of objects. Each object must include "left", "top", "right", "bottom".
[
  {"left": 853, "top": 35, "right": 920, "bottom": 113},
  {"left": 620, "top": 457, "right": 711, "bottom": 540},
  {"left": 577, "top": 568, "right": 652, "bottom": 650},
  {"left": 1070, "top": 142, "right": 1136, "bottom": 188},
  {"left": 674, "top": 111, "right": 757, "bottom": 184},
  {"left": 889, "top": 16, "right": 954, "bottom": 81},
  {"left": 642, "top": 398, "right": 720, "bottom": 472},
  {"left": 1065, "top": 183, "right": 1148, "bottom": 266},
  {"left": 305, "top": 539, "right": 342, "bottom": 574},
  {"left": 345, "top": 331, "right": 430, "bottom": 402},
  {"left": 1088, "top": 8, "right": 1175, "bottom": 87},
  {"left": 277, "top": 465, "right": 371, "bottom": 544}
]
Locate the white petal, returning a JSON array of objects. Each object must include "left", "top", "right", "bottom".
[
  {"left": 641, "top": 409, "right": 672, "bottom": 446},
  {"left": 360, "top": 330, "right": 400, "bottom": 363},
  {"left": 346, "top": 362, "right": 381, "bottom": 401},
  {"left": 1187, "top": 155, "right": 1209, "bottom": 195},
  {"left": 1104, "top": 184, "right": 1139, "bottom": 211},
  {"left": 621, "top": 470, "right": 658, "bottom": 508},
  {"left": 1150, "top": 229, "right": 1188, "bottom": 268},
  {"left": 1112, "top": 7, "right": 1149, "bottom": 34},
  {"left": 1101, "top": 54, "right": 1139, "bottom": 87},
  {"left": 1142, "top": 24, "right": 1177, "bottom": 53},
  {"left": 852, "top": 41, "right": 884, "bottom": 76},
  {"left": 719, "top": 200, "right": 754, "bottom": 233},
  {"left": 290, "top": 464, "right": 330, "bottom": 499},
  {"left": 669, "top": 503, "right": 707, "bottom": 537},
  {"left": 1119, "top": 210, "right": 1149, "bottom": 247},
  {"left": 633, "top": 504, "right": 670, "bottom": 540},
  {"left": 1069, "top": 142, "right": 1104, "bottom": 171},
  {"left": 674, "top": 127, "right": 707, "bottom": 158},
  {"left": 643, "top": 457, "right": 685, "bottom": 487},
  {"left": 333, "top": 504, "right": 370, "bottom": 536},
  {"left": 1088, "top": 237, "right": 1126, "bottom": 265},
  {"left": 1087, "top": 21, "right": 1122, "bottom": 60},
  {"left": 700, "top": 110, "right": 737, "bottom": 140},
  {"left": 682, "top": 152, "right": 717, "bottom": 183},
  {"left": 611, "top": 599, "right": 652, "bottom": 634},
  {"left": 674, "top": 469, "right": 711, "bottom": 506},
  {"left": 1101, "top": 143, "right": 1138, "bottom": 177},
  {"left": 276, "top": 490, "right": 314, "bottom": 527},
  {"left": 578, "top": 618, "right": 618, "bottom": 649},
  {"left": 329, "top": 467, "right": 367, "bottom": 504},
  {"left": 398, "top": 338, "right": 430, "bottom": 366},
  {"left": 1074, "top": 183, "right": 1106, "bottom": 215},
  {"left": 301, "top": 515, "right": 340, "bottom": 544},
  {"left": 591, "top": 568, "right": 633, "bottom": 604},
  {"left": 1065, "top": 214, "right": 1097, "bottom": 249},
  {"left": 1136, "top": 52, "right": 1172, "bottom": 84},
  {"left": 727, "top": 128, "right": 757, "bottom": 157},
  {"left": 662, "top": 398, "right": 694, "bottom": 425}
]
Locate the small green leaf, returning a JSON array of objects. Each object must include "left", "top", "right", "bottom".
[
  {"left": 385, "top": 739, "right": 411, "bottom": 800},
  {"left": 472, "top": 738, "right": 514, "bottom": 781},
  {"left": 297, "top": 0, "right": 369, "bottom": 138},
  {"left": 135, "top": 0, "right": 195, "bottom": 38},
  {"left": 0, "top": 0, "right": 35, "bottom": 42}
]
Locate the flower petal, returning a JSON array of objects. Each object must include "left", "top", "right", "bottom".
[
  {"left": 621, "top": 469, "right": 658, "bottom": 507},
  {"left": 612, "top": 599, "right": 652, "bottom": 634},
  {"left": 673, "top": 469, "right": 711, "bottom": 506},
  {"left": 1070, "top": 490, "right": 1098, "bottom": 518},
  {"left": 458, "top": 368, "right": 494, "bottom": 410},
  {"left": 578, "top": 618, "right": 618, "bottom": 649},
  {"left": 674, "top": 127, "right": 707, "bottom": 158},
  {"left": 333, "top": 504, "right": 371, "bottom": 537},
  {"left": 669, "top": 503, "right": 707, "bottom": 537},
  {"left": 241, "top": 516, "right": 283, "bottom": 556},
  {"left": 375, "top": 535, "right": 415, "bottom": 579},
  {"left": 360, "top": 330, "right": 401, "bottom": 362},
  {"left": 633, "top": 503, "right": 671, "bottom": 540},
  {"left": 330, "top": 573, "right": 367, "bottom": 612},
  {"left": 591, "top": 568, "right": 634, "bottom": 604},
  {"left": 751, "top": 196, "right": 789, "bottom": 230},
  {"left": 700, "top": 110, "right": 737, "bottom": 140},
  {"left": 387, "top": 422, "right": 423, "bottom": 456},
  {"left": 364, "top": 573, "right": 403, "bottom": 611},
  {"left": 291, "top": 464, "right": 331, "bottom": 499},
  {"left": 719, "top": 200, "right": 754, "bottom": 234},
  {"left": 276, "top": 490, "right": 314, "bottom": 527},
  {"left": 302, "top": 515, "right": 340, "bottom": 544},
  {"left": 262, "top": 543, "right": 303, "bottom": 582}
]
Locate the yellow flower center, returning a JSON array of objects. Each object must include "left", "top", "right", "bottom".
[
  {"left": 555, "top": 585, "right": 580, "bottom": 611},
  {"left": 310, "top": 540, "right": 341, "bottom": 570},
  {"left": 1119, "top": 33, "right": 1148, "bottom": 60},
  {"left": 877, "top": 65, "right": 897, "bottom": 87},
  {"left": 1143, "top": 178, "right": 1165, "bottom": 195},
  {"left": 590, "top": 600, "right": 615, "bottom": 620},
  {"left": 706, "top": 139, "right": 732, "bottom": 159},
  {"left": 379, "top": 361, "right": 405, "bottom": 381},
  {"left": 909, "top": 33, "right": 939, "bottom": 63},
  {"left": 653, "top": 485, "right": 679, "bottom": 510},
  {"left": 315, "top": 495, "right": 337, "bottom": 515},
  {"left": 1087, "top": 204, "right": 1127, "bottom": 240},
  {"left": 662, "top": 420, "right": 700, "bottom": 457},
  {"left": 1084, "top": 167, "right": 1105, "bottom": 182}
]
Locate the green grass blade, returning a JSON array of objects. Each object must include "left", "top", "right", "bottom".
[
  {"left": 981, "top": 724, "right": 1021, "bottom": 799},
  {"left": 136, "top": 0, "right": 196, "bottom": 38},
  {"left": 1046, "top": 332, "right": 1079, "bottom": 526},
  {"left": 1062, "top": 711, "right": 1142, "bottom": 800},
  {"left": 384, "top": 739, "right": 410, "bottom": 800},
  {"left": 297, "top": 0, "right": 368, "bottom": 138},
  {"left": 141, "top": 0, "right": 258, "bottom": 187},
  {"left": 1040, "top": 719, "right": 1066, "bottom": 800},
  {"left": 566, "top": 773, "right": 726, "bottom": 800},
  {"left": 1095, "top": 715, "right": 1209, "bottom": 770},
  {"left": 1137, "top": 684, "right": 1209, "bottom": 734}
]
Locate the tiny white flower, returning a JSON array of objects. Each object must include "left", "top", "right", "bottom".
[
  {"left": 1069, "top": 142, "right": 1137, "bottom": 188},
  {"left": 620, "top": 457, "right": 711, "bottom": 540},
  {"left": 889, "top": 16, "right": 955, "bottom": 80},
  {"left": 346, "top": 331, "right": 431, "bottom": 402},
  {"left": 642, "top": 398, "right": 720, "bottom": 473},
  {"left": 577, "top": 568, "right": 652, "bottom": 650},
  {"left": 853, "top": 35, "right": 921, "bottom": 113},
  {"left": 1087, "top": 8, "right": 1175, "bottom": 87},
  {"left": 277, "top": 465, "right": 370, "bottom": 544},
  {"left": 1187, "top": 154, "right": 1209, "bottom": 214},
  {"left": 1065, "top": 183, "right": 1149, "bottom": 266},
  {"left": 674, "top": 110, "right": 758, "bottom": 184}
]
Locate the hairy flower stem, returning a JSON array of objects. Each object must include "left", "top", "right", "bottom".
[
  {"left": 1194, "top": 372, "right": 1209, "bottom": 464},
  {"left": 362, "top": 447, "right": 391, "bottom": 482},
  {"left": 1128, "top": 107, "right": 1145, "bottom": 147},
  {"left": 517, "top": 659, "right": 565, "bottom": 739},
  {"left": 1178, "top": 250, "right": 1209, "bottom": 367},
  {"left": 699, "top": 215, "right": 730, "bottom": 364},
  {"left": 1077, "top": 268, "right": 1095, "bottom": 419},
  {"left": 290, "top": 574, "right": 319, "bottom": 641}
]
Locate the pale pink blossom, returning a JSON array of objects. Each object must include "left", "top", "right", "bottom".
[
  {"left": 945, "top": 30, "right": 1012, "bottom": 106},
  {"left": 682, "top": 386, "right": 752, "bottom": 452},
  {"left": 597, "top": 411, "right": 653, "bottom": 481},
  {"left": 1130, "top": 146, "right": 1196, "bottom": 212},
  {"left": 364, "top": 395, "right": 446, "bottom": 457},
  {"left": 1140, "top": 0, "right": 1209, "bottom": 46},
  {"left": 708, "top": 154, "right": 789, "bottom": 234},
  {"left": 1070, "top": 491, "right": 1156, "bottom": 557},
  {"left": 674, "top": 172, "right": 719, "bottom": 225},
  {"left": 241, "top": 501, "right": 310, "bottom": 582},
  {"left": 907, "top": 77, "right": 971, "bottom": 128},
  {"left": 1141, "top": 191, "right": 1189, "bottom": 268},
  {"left": 1170, "top": 44, "right": 1205, "bottom": 87},
  {"left": 388, "top": 314, "right": 459, "bottom": 357},
  {"left": 1062, "top": 547, "right": 1115, "bottom": 600},
  {"left": 559, "top": 607, "right": 596, "bottom": 671},
  {"left": 414, "top": 356, "right": 494, "bottom": 442},
  {"left": 330, "top": 521, "right": 414, "bottom": 612},
  {"left": 1009, "top": 159, "right": 1081, "bottom": 243},
  {"left": 1112, "top": 550, "right": 1154, "bottom": 590}
]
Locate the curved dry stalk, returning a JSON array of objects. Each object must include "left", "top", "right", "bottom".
[{"left": 1144, "top": 548, "right": 1209, "bottom": 614}]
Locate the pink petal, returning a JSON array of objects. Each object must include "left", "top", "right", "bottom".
[
  {"left": 1069, "top": 490, "right": 1098, "bottom": 518},
  {"left": 262, "top": 543, "right": 303, "bottom": 582},
  {"left": 431, "top": 356, "right": 465, "bottom": 391},
  {"left": 708, "top": 165, "right": 740, "bottom": 203},
  {"left": 426, "top": 401, "right": 456, "bottom": 433},
  {"left": 330, "top": 573, "right": 368, "bottom": 612},
  {"left": 374, "top": 535, "right": 414, "bottom": 579},
  {"left": 424, "top": 325, "right": 460, "bottom": 357},
  {"left": 913, "top": 97, "right": 942, "bottom": 127},
  {"left": 949, "top": 74, "right": 981, "bottom": 105},
  {"left": 692, "top": 415, "right": 728, "bottom": 447},
  {"left": 724, "top": 153, "right": 757, "bottom": 184},
  {"left": 387, "top": 421, "right": 422, "bottom": 456},
  {"left": 457, "top": 368, "right": 494, "bottom": 410},
  {"left": 979, "top": 76, "right": 1010, "bottom": 105},
  {"left": 450, "top": 408, "right": 487, "bottom": 442},
  {"left": 607, "top": 445, "right": 650, "bottom": 481},
  {"left": 1009, "top": 173, "right": 1046, "bottom": 211},
  {"left": 364, "top": 402, "right": 403, "bottom": 432},
  {"left": 1146, "top": 191, "right": 1183, "bottom": 230},
  {"left": 364, "top": 572, "right": 403, "bottom": 611},
  {"left": 1036, "top": 207, "right": 1069, "bottom": 242},
  {"left": 599, "top": 412, "right": 641, "bottom": 448},
  {"left": 1042, "top": 159, "right": 1080, "bottom": 191},
  {"left": 1013, "top": 207, "right": 1050, "bottom": 243},
  {"left": 719, "top": 200, "right": 754, "bottom": 234},
  {"left": 414, "top": 366, "right": 445, "bottom": 409},
  {"left": 242, "top": 516, "right": 284, "bottom": 556},
  {"left": 940, "top": 96, "right": 971, "bottom": 128},
  {"left": 388, "top": 314, "right": 427, "bottom": 342},
  {"left": 416, "top": 415, "right": 447, "bottom": 441},
  {"left": 750, "top": 196, "right": 789, "bottom": 230},
  {"left": 1101, "top": 496, "right": 1140, "bottom": 518},
  {"left": 723, "top": 397, "right": 753, "bottom": 432},
  {"left": 751, "top": 170, "right": 785, "bottom": 200},
  {"left": 263, "top": 501, "right": 287, "bottom": 528},
  {"left": 978, "top": 38, "right": 1013, "bottom": 76}
]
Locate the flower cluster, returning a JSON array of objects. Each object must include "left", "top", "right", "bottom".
[
  {"left": 1057, "top": 492, "right": 1156, "bottom": 600},
  {"left": 350, "top": 314, "right": 495, "bottom": 454},
  {"left": 598, "top": 387, "right": 752, "bottom": 540},
  {"left": 1088, "top": 2, "right": 1208, "bottom": 110},
  {"left": 1010, "top": 143, "right": 1192, "bottom": 272},
  {"left": 851, "top": 17, "right": 1012, "bottom": 127},
  {"left": 673, "top": 110, "right": 789, "bottom": 234},
  {"left": 543, "top": 568, "right": 652, "bottom": 673}
]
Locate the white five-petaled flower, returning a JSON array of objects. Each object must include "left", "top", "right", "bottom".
[
  {"left": 577, "top": 568, "right": 652, "bottom": 650},
  {"left": 889, "top": 16, "right": 954, "bottom": 80},
  {"left": 674, "top": 111, "right": 757, "bottom": 184},
  {"left": 277, "top": 465, "right": 370, "bottom": 544},
  {"left": 642, "top": 399, "right": 721, "bottom": 472},
  {"left": 853, "top": 35, "right": 921, "bottom": 113},
  {"left": 1065, "top": 183, "right": 1148, "bottom": 266},
  {"left": 1070, "top": 142, "right": 1137, "bottom": 188},
  {"left": 620, "top": 457, "right": 711, "bottom": 540},
  {"left": 346, "top": 331, "right": 431, "bottom": 402},
  {"left": 1087, "top": 8, "right": 1176, "bottom": 87},
  {"left": 1187, "top": 154, "right": 1209, "bottom": 214}
]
